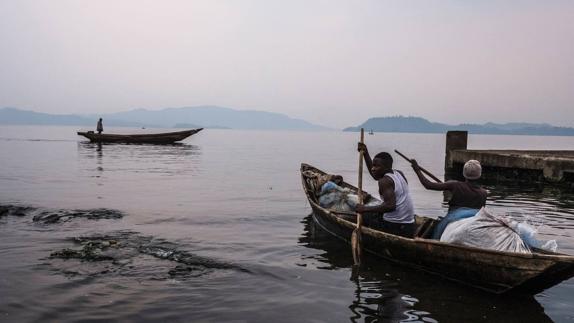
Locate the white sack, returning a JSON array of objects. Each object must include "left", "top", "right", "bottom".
[{"left": 440, "top": 207, "right": 531, "bottom": 254}]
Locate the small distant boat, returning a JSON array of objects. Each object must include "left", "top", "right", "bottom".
[
  {"left": 301, "top": 163, "right": 574, "bottom": 294},
  {"left": 368, "top": 129, "right": 374, "bottom": 135},
  {"left": 77, "top": 128, "right": 203, "bottom": 144}
]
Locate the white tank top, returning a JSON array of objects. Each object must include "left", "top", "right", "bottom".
[{"left": 382, "top": 170, "right": 415, "bottom": 223}]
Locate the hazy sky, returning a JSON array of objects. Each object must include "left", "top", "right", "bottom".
[{"left": 1, "top": 1, "right": 573, "bottom": 128}]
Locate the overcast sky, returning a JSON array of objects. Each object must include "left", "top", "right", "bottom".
[{"left": 1, "top": 1, "right": 573, "bottom": 128}]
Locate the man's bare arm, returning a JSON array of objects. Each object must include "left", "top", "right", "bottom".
[
  {"left": 411, "top": 160, "right": 454, "bottom": 191},
  {"left": 357, "top": 177, "right": 397, "bottom": 213}
]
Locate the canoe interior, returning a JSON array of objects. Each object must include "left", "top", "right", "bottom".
[
  {"left": 300, "top": 162, "right": 438, "bottom": 238},
  {"left": 300, "top": 163, "right": 574, "bottom": 294}
]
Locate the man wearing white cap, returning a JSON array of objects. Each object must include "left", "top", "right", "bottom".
[{"left": 411, "top": 159, "right": 487, "bottom": 239}]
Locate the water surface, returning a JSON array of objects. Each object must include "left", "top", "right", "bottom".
[{"left": 1, "top": 126, "right": 573, "bottom": 322}]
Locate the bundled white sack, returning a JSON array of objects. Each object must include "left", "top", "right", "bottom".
[{"left": 440, "top": 207, "right": 531, "bottom": 254}]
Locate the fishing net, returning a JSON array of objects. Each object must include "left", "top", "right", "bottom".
[{"left": 318, "top": 181, "right": 381, "bottom": 212}]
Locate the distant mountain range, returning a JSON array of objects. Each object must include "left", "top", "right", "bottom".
[
  {"left": 2, "top": 107, "right": 573, "bottom": 136},
  {"left": 344, "top": 116, "right": 574, "bottom": 136},
  {"left": 0, "top": 106, "right": 328, "bottom": 130}
]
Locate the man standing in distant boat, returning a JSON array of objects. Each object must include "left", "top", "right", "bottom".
[
  {"left": 411, "top": 159, "right": 487, "bottom": 239},
  {"left": 96, "top": 118, "right": 103, "bottom": 134},
  {"left": 356, "top": 143, "right": 416, "bottom": 238}
]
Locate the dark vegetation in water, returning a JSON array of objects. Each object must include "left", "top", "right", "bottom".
[
  {"left": 0, "top": 204, "right": 36, "bottom": 217},
  {"left": 2, "top": 205, "right": 247, "bottom": 279},
  {"left": 33, "top": 208, "right": 124, "bottom": 223},
  {"left": 51, "top": 239, "right": 118, "bottom": 261},
  {"left": 139, "top": 245, "right": 239, "bottom": 271},
  {"left": 49, "top": 231, "right": 249, "bottom": 279},
  {"left": 0, "top": 204, "right": 124, "bottom": 223}
]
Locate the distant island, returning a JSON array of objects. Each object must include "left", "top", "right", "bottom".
[
  {"left": 0, "top": 106, "right": 328, "bottom": 131},
  {"left": 344, "top": 116, "right": 574, "bottom": 136}
]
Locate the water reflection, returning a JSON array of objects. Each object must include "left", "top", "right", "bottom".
[
  {"left": 299, "top": 214, "right": 553, "bottom": 322},
  {"left": 348, "top": 277, "right": 434, "bottom": 323},
  {"left": 77, "top": 142, "right": 202, "bottom": 176},
  {"left": 299, "top": 214, "right": 436, "bottom": 322},
  {"left": 485, "top": 184, "right": 574, "bottom": 250},
  {"left": 96, "top": 142, "right": 103, "bottom": 172},
  {"left": 487, "top": 183, "right": 574, "bottom": 212}
]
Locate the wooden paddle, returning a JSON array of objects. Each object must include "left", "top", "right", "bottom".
[
  {"left": 351, "top": 128, "right": 365, "bottom": 265},
  {"left": 394, "top": 149, "right": 443, "bottom": 183}
]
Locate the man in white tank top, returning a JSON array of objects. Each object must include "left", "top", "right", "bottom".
[{"left": 356, "top": 143, "right": 416, "bottom": 238}]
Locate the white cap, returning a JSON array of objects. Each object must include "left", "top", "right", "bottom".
[{"left": 463, "top": 160, "right": 482, "bottom": 180}]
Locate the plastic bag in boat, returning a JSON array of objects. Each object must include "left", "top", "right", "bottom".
[
  {"left": 318, "top": 181, "right": 381, "bottom": 212},
  {"left": 440, "top": 207, "right": 531, "bottom": 254},
  {"left": 509, "top": 221, "right": 558, "bottom": 252},
  {"left": 319, "top": 181, "right": 353, "bottom": 212},
  {"left": 320, "top": 181, "right": 345, "bottom": 195}
]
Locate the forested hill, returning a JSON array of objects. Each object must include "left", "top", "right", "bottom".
[{"left": 344, "top": 116, "right": 574, "bottom": 136}]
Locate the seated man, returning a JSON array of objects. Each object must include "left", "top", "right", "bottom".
[
  {"left": 411, "top": 159, "right": 487, "bottom": 239},
  {"left": 356, "top": 143, "right": 416, "bottom": 238}
]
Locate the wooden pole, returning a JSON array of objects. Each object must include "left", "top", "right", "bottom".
[
  {"left": 394, "top": 149, "right": 443, "bottom": 183},
  {"left": 352, "top": 128, "right": 365, "bottom": 265}
]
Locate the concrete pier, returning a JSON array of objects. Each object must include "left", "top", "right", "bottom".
[{"left": 444, "top": 131, "right": 574, "bottom": 186}]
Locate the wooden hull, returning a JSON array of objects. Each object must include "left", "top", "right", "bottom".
[
  {"left": 77, "top": 128, "right": 203, "bottom": 144},
  {"left": 301, "top": 163, "right": 574, "bottom": 294}
]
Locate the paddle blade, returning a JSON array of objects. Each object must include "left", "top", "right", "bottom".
[{"left": 351, "top": 228, "right": 362, "bottom": 265}]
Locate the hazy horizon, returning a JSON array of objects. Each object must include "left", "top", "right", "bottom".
[{"left": 1, "top": 1, "right": 573, "bottom": 128}]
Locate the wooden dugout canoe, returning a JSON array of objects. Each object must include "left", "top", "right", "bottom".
[
  {"left": 300, "top": 163, "right": 574, "bottom": 294},
  {"left": 77, "top": 128, "right": 203, "bottom": 144}
]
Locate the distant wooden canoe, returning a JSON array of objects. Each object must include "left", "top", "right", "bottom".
[
  {"left": 77, "top": 128, "right": 203, "bottom": 144},
  {"left": 300, "top": 163, "right": 574, "bottom": 294}
]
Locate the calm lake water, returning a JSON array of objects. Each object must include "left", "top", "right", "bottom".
[{"left": 1, "top": 125, "right": 573, "bottom": 322}]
